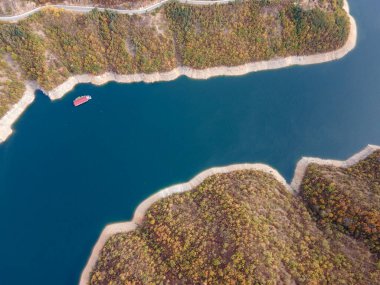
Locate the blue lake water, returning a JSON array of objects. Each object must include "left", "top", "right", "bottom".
[{"left": 0, "top": 1, "right": 380, "bottom": 284}]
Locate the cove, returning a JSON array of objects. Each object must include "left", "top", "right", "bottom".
[{"left": 0, "top": 1, "right": 380, "bottom": 284}]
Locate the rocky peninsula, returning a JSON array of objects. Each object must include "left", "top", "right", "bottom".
[
  {"left": 0, "top": 0, "right": 356, "bottom": 143},
  {"left": 82, "top": 145, "right": 380, "bottom": 284}
]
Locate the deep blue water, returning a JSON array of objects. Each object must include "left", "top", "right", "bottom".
[{"left": 0, "top": 1, "right": 379, "bottom": 284}]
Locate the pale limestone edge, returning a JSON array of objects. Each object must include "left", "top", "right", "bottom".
[
  {"left": 79, "top": 143, "right": 380, "bottom": 285},
  {"left": 0, "top": 0, "right": 357, "bottom": 143},
  {"left": 290, "top": 144, "right": 380, "bottom": 192},
  {"left": 79, "top": 163, "right": 292, "bottom": 285},
  {"left": 0, "top": 81, "right": 36, "bottom": 143}
]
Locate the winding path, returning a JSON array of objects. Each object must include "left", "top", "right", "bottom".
[{"left": 0, "top": 0, "right": 236, "bottom": 22}]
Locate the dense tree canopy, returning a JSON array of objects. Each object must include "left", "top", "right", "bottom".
[
  {"left": 301, "top": 150, "right": 380, "bottom": 258},
  {"left": 91, "top": 169, "right": 379, "bottom": 284}
]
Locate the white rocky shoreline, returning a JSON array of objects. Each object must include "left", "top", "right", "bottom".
[
  {"left": 291, "top": 144, "right": 380, "bottom": 191},
  {"left": 79, "top": 144, "right": 379, "bottom": 285},
  {"left": 0, "top": 0, "right": 356, "bottom": 143}
]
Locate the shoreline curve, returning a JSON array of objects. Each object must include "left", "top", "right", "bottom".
[
  {"left": 79, "top": 143, "right": 379, "bottom": 285},
  {"left": 0, "top": 0, "right": 357, "bottom": 143},
  {"left": 290, "top": 144, "right": 380, "bottom": 191}
]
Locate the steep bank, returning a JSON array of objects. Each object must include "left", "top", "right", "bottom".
[
  {"left": 0, "top": 0, "right": 355, "bottom": 143},
  {"left": 82, "top": 145, "right": 380, "bottom": 285}
]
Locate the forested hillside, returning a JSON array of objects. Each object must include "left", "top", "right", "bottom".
[
  {"left": 90, "top": 169, "right": 380, "bottom": 284},
  {"left": 0, "top": 0, "right": 350, "bottom": 117}
]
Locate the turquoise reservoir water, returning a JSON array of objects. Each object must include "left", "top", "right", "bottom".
[{"left": 0, "top": 1, "right": 380, "bottom": 284}]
